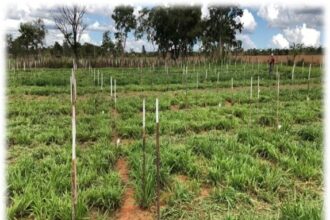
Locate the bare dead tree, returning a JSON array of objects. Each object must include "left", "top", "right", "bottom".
[{"left": 53, "top": 5, "right": 87, "bottom": 67}]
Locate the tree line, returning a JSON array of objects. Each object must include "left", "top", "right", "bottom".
[{"left": 6, "top": 5, "right": 323, "bottom": 64}]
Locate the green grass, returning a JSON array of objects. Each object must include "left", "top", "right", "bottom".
[{"left": 6, "top": 62, "right": 323, "bottom": 219}]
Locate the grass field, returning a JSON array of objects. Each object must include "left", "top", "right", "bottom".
[{"left": 6, "top": 62, "right": 323, "bottom": 219}]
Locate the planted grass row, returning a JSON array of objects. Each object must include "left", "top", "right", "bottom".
[{"left": 7, "top": 140, "right": 123, "bottom": 219}]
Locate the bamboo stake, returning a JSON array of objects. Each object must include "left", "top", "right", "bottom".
[{"left": 155, "top": 98, "right": 160, "bottom": 220}]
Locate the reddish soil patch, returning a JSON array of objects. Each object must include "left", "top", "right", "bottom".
[
  {"left": 176, "top": 174, "right": 189, "bottom": 183},
  {"left": 115, "top": 158, "right": 154, "bottom": 220},
  {"left": 120, "top": 139, "right": 135, "bottom": 146},
  {"left": 199, "top": 186, "right": 212, "bottom": 199},
  {"left": 224, "top": 100, "right": 232, "bottom": 107},
  {"left": 170, "top": 105, "right": 180, "bottom": 111}
]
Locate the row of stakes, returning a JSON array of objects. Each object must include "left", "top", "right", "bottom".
[
  {"left": 70, "top": 62, "right": 313, "bottom": 219},
  {"left": 71, "top": 66, "right": 161, "bottom": 220}
]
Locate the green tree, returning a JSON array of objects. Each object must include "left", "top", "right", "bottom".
[
  {"left": 289, "top": 43, "right": 304, "bottom": 62},
  {"left": 101, "top": 31, "right": 115, "bottom": 56},
  {"left": 112, "top": 5, "right": 136, "bottom": 54},
  {"left": 62, "top": 41, "right": 72, "bottom": 57},
  {"left": 114, "top": 39, "right": 124, "bottom": 57},
  {"left": 6, "top": 34, "right": 13, "bottom": 55},
  {"left": 51, "top": 41, "right": 63, "bottom": 58},
  {"left": 201, "top": 6, "right": 243, "bottom": 59},
  {"left": 136, "top": 6, "right": 202, "bottom": 60},
  {"left": 15, "top": 18, "right": 46, "bottom": 57},
  {"left": 142, "top": 45, "right": 146, "bottom": 55}
]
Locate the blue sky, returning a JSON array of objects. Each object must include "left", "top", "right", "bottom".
[
  {"left": 247, "top": 8, "right": 280, "bottom": 48},
  {"left": 5, "top": 3, "right": 324, "bottom": 52}
]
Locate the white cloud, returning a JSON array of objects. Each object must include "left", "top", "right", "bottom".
[
  {"left": 125, "top": 37, "right": 156, "bottom": 52},
  {"left": 201, "top": 3, "right": 209, "bottom": 19},
  {"left": 271, "top": 23, "right": 320, "bottom": 48},
  {"left": 236, "top": 9, "right": 257, "bottom": 32},
  {"left": 80, "top": 33, "right": 92, "bottom": 44},
  {"left": 88, "top": 21, "right": 112, "bottom": 32},
  {"left": 283, "top": 23, "right": 320, "bottom": 47},
  {"left": 257, "top": 4, "right": 279, "bottom": 21},
  {"left": 45, "top": 29, "right": 65, "bottom": 46},
  {"left": 257, "top": 4, "right": 323, "bottom": 29},
  {"left": 236, "top": 33, "right": 256, "bottom": 49},
  {"left": 133, "top": 6, "right": 142, "bottom": 18},
  {"left": 272, "top": 33, "right": 289, "bottom": 49}
]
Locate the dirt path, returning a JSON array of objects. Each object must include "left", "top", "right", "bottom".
[{"left": 115, "top": 158, "right": 153, "bottom": 220}]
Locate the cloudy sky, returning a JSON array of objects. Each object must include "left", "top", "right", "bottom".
[{"left": 5, "top": 3, "right": 324, "bottom": 52}]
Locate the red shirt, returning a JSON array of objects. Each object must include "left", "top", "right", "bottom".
[{"left": 269, "top": 56, "right": 275, "bottom": 65}]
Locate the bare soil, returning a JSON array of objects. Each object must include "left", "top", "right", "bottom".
[{"left": 115, "top": 158, "right": 153, "bottom": 220}]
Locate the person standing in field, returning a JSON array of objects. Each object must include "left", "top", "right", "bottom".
[{"left": 269, "top": 53, "right": 275, "bottom": 77}]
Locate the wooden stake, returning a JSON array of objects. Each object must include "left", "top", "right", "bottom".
[
  {"left": 196, "top": 72, "right": 199, "bottom": 89},
  {"left": 231, "top": 77, "right": 234, "bottom": 108},
  {"left": 97, "top": 70, "right": 100, "bottom": 86},
  {"left": 276, "top": 71, "right": 280, "bottom": 129},
  {"left": 250, "top": 77, "right": 253, "bottom": 100},
  {"left": 291, "top": 63, "right": 295, "bottom": 98},
  {"left": 101, "top": 73, "right": 103, "bottom": 90},
  {"left": 142, "top": 98, "right": 146, "bottom": 206},
  {"left": 93, "top": 69, "right": 95, "bottom": 84},
  {"left": 291, "top": 63, "right": 295, "bottom": 81},
  {"left": 110, "top": 76, "right": 113, "bottom": 97},
  {"left": 307, "top": 64, "right": 311, "bottom": 101},
  {"left": 114, "top": 79, "right": 117, "bottom": 110},
  {"left": 249, "top": 77, "right": 253, "bottom": 127},
  {"left": 155, "top": 98, "right": 160, "bottom": 220},
  {"left": 257, "top": 60, "right": 260, "bottom": 72},
  {"left": 70, "top": 69, "right": 77, "bottom": 220},
  {"left": 257, "top": 76, "right": 260, "bottom": 100}
]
